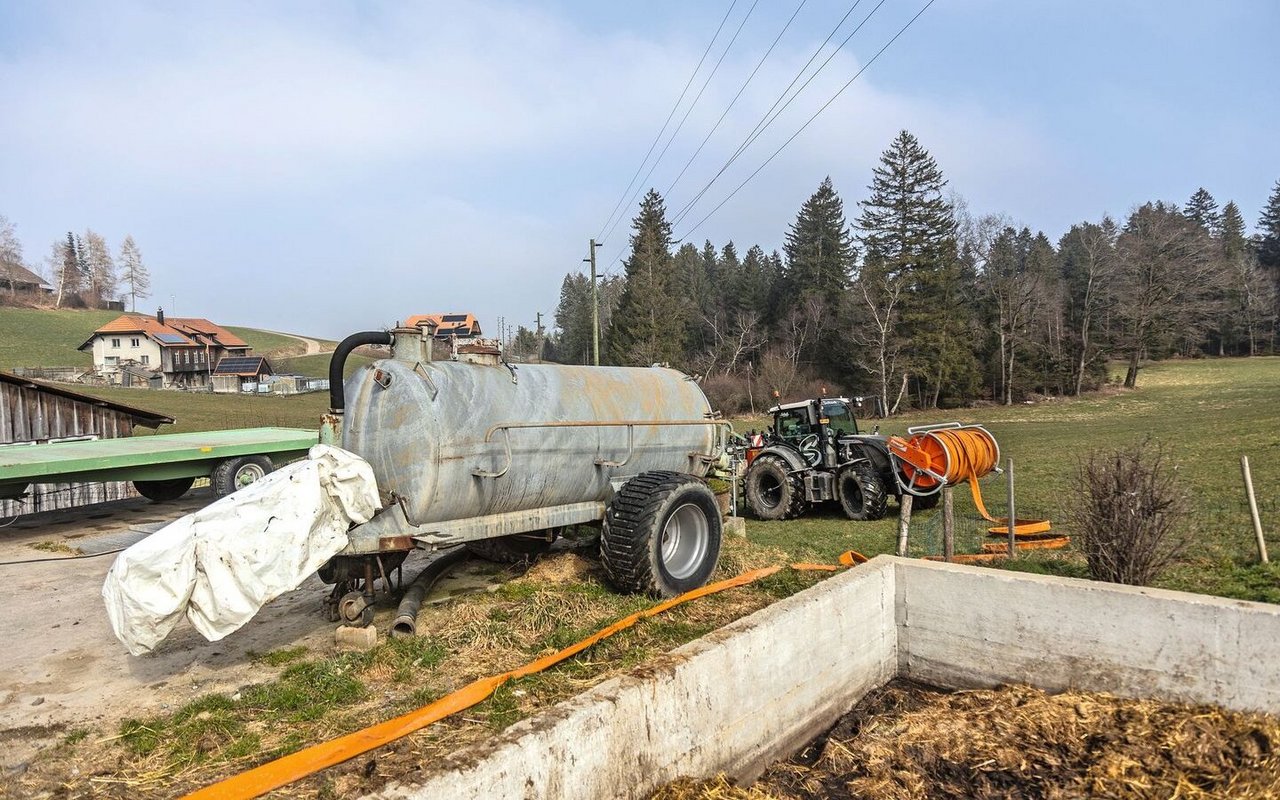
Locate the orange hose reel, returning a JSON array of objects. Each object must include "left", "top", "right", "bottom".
[{"left": 887, "top": 423, "right": 1054, "bottom": 539}]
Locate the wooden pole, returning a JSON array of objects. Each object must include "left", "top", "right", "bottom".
[
  {"left": 1242, "top": 456, "right": 1269, "bottom": 564},
  {"left": 1006, "top": 458, "right": 1016, "bottom": 558},
  {"left": 942, "top": 486, "right": 955, "bottom": 562},
  {"left": 897, "top": 494, "right": 913, "bottom": 557}
]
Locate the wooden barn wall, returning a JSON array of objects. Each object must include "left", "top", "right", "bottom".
[{"left": 0, "top": 381, "right": 140, "bottom": 517}]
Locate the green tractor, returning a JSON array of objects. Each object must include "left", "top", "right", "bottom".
[{"left": 742, "top": 397, "right": 938, "bottom": 521}]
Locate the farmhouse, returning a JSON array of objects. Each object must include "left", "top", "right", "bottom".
[
  {"left": 77, "top": 310, "right": 254, "bottom": 389},
  {"left": 0, "top": 263, "right": 54, "bottom": 296}
]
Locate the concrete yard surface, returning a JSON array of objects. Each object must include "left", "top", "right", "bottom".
[{"left": 374, "top": 555, "right": 1280, "bottom": 800}]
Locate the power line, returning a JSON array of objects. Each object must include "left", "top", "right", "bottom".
[
  {"left": 674, "top": 0, "right": 939, "bottom": 242},
  {"left": 670, "top": 0, "right": 885, "bottom": 230},
  {"left": 598, "top": 0, "right": 762, "bottom": 251},
  {"left": 663, "top": 0, "right": 808, "bottom": 199},
  {"left": 594, "top": 0, "right": 739, "bottom": 243}
]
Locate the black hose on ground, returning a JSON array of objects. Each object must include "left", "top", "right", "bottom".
[
  {"left": 391, "top": 547, "right": 469, "bottom": 638},
  {"left": 329, "top": 330, "right": 393, "bottom": 412}
]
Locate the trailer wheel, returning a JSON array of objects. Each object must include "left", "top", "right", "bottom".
[
  {"left": 466, "top": 532, "right": 556, "bottom": 564},
  {"left": 212, "top": 455, "right": 274, "bottom": 496},
  {"left": 838, "top": 463, "right": 888, "bottom": 521},
  {"left": 744, "top": 454, "right": 807, "bottom": 520},
  {"left": 601, "top": 471, "right": 721, "bottom": 598},
  {"left": 133, "top": 477, "right": 195, "bottom": 502}
]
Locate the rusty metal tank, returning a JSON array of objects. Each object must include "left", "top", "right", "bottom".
[{"left": 339, "top": 328, "right": 718, "bottom": 528}]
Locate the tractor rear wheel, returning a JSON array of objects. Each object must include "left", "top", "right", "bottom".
[
  {"left": 744, "top": 454, "right": 807, "bottom": 520},
  {"left": 838, "top": 463, "right": 888, "bottom": 521},
  {"left": 601, "top": 471, "right": 721, "bottom": 598},
  {"left": 910, "top": 491, "right": 940, "bottom": 511}
]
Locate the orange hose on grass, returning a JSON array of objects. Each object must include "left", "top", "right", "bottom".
[{"left": 181, "top": 551, "right": 869, "bottom": 800}]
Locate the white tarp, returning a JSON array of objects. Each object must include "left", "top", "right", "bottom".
[{"left": 102, "top": 444, "right": 380, "bottom": 655}]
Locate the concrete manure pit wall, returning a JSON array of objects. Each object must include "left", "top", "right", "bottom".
[{"left": 371, "top": 557, "right": 1280, "bottom": 800}]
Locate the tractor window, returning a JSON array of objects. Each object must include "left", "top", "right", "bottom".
[
  {"left": 821, "top": 401, "right": 859, "bottom": 436},
  {"left": 775, "top": 409, "right": 811, "bottom": 440}
]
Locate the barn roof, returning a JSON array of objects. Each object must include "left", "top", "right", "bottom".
[{"left": 0, "top": 371, "right": 174, "bottom": 429}]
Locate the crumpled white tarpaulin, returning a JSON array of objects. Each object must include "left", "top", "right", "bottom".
[{"left": 102, "top": 444, "right": 380, "bottom": 655}]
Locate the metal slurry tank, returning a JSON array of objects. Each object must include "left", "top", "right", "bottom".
[{"left": 341, "top": 356, "right": 717, "bottom": 527}]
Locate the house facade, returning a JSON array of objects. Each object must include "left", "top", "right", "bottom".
[{"left": 78, "top": 311, "right": 253, "bottom": 388}]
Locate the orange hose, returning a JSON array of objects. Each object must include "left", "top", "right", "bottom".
[
  {"left": 181, "top": 551, "right": 869, "bottom": 800},
  {"left": 890, "top": 425, "right": 1052, "bottom": 538}
]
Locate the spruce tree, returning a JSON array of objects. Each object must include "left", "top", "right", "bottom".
[
  {"left": 1256, "top": 180, "right": 1280, "bottom": 284},
  {"left": 552, "top": 272, "right": 593, "bottom": 364},
  {"left": 857, "top": 131, "right": 974, "bottom": 407},
  {"left": 1184, "top": 187, "right": 1221, "bottom": 234},
  {"left": 783, "top": 177, "right": 855, "bottom": 301},
  {"left": 608, "top": 190, "right": 685, "bottom": 366}
]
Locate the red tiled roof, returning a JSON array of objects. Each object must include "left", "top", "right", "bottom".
[
  {"left": 404, "top": 312, "right": 482, "bottom": 338},
  {"left": 79, "top": 315, "right": 249, "bottom": 351}
]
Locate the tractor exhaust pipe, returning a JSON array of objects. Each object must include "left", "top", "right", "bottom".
[{"left": 391, "top": 547, "right": 469, "bottom": 638}]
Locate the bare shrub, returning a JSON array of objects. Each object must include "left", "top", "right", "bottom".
[
  {"left": 1068, "top": 439, "right": 1188, "bottom": 586},
  {"left": 700, "top": 373, "right": 754, "bottom": 416}
]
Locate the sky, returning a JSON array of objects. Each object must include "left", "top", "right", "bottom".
[{"left": 1, "top": 0, "right": 1277, "bottom": 340}]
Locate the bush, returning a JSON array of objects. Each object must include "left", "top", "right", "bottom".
[{"left": 1068, "top": 439, "right": 1188, "bottom": 586}]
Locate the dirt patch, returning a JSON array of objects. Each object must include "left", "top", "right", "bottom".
[{"left": 654, "top": 681, "right": 1280, "bottom": 800}]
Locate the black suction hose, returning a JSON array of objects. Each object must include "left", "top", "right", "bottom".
[
  {"left": 329, "top": 330, "right": 393, "bottom": 411},
  {"left": 391, "top": 547, "right": 469, "bottom": 638}
]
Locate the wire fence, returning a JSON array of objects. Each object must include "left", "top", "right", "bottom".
[{"left": 905, "top": 490, "right": 1280, "bottom": 562}]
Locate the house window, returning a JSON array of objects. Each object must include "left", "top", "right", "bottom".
[
  {"left": 131, "top": 338, "right": 140, "bottom": 347},
  {"left": 111, "top": 338, "right": 121, "bottom": 348},
  {"left": 140, "top": 355, "right": 150, "bottom": 365},
  {"left": 183, "top": 351, "right": 190, "bottom": 364}
]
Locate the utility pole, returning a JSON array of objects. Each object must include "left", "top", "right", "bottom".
[
  {"left": 534, "top": 311, "right": 545, "bottom": 363},
  {"left": 584, "top": 238, "right": 600, "bottom": 366}
]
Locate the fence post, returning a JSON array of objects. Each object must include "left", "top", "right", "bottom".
[
  {"left": 897, "top": 494, "right": 913, "bottom": 557},
  {"left": 942, "top": 487, "right": 954, "bottom": 562},
  {"left": 1242, "top": 456, "right": 1269, "bottom": 564},
  {"left": 1006, "top": 457, "right": 1016, "bottom": 558}
]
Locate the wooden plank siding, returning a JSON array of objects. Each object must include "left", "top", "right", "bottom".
[{"left": 0, "top": 380, "right": 139, "bottom": 517}]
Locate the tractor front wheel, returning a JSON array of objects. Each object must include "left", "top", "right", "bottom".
[
  {"left": 744, "top": 454, "right": 808, "bottom": 521},
  {"left": 838, "top": 463, "right": 888, "bottom": 521}
]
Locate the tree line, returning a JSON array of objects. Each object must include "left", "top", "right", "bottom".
[
  {"left": 0, "top": 217, "right": 152, "bottom": 311},
  {"left": 551, "top": 130, "right": 1280, "bottom": 413}
]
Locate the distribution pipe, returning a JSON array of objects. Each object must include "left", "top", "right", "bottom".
[
  {"left": 391, "top": 547, "right": 469, "bottom": 638},
  {"left": 328, "top": 330, "right": 393, "bottom": 411}
]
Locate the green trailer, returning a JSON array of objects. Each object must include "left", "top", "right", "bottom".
[{"left": 0, "top": 427, "right": 319, "bottom": 504}]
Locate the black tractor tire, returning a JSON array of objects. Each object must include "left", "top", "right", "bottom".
[
  {"left": 133, "top": 477, "right": 195, "bottom": 502},
  {"left": 600, "top": 471, "right": 722, "bottom": 598},
  {"left": 909, "top": 491, "right": 941, "bottom": 511},
  {"left": 837, "top": 463, "right": 888, "bottom": 521},
  {"left": 744, "top": 454, "right": 808, "bottom": 521},
  {"left": 212, "top": 455, "right": 274, "bottom": 496},
  {"left": 465, "top": 533, "right": 555, "bottom": 564}
]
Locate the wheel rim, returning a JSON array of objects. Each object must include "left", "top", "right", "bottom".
[
  {"left": 843, "top": 474, "right": 863, "bottom": 507},
  {"left": 660, "top": 502, "right": 710, "bottom": 581},
  {"left": 757, "top": 472, "right": 783, "bottom": 509},
  {"left": 235, "top": 463, "right": 267, "bottom": 489}
]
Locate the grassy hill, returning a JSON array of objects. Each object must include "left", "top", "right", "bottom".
[{"left": 0, "top": 307, "right": 324, "bottom": 370}]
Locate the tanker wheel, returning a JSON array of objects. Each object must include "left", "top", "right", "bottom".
[
  {"left": 133, "top": 477, "right": 195, "bottom": 502},
  {"left": 212, "top": 455, "right": 274, "bottom": 496},
  {"left": 465, "top": 531, "right": 556, "bottom": 564},
  {"left": 837, "top": 463, "right": 888, "bottom": 521},
  {"left": 910, "top": 491, "right": 941, "bottom": 511},
  {"left": 744, "top": 454, "right": 807, "bottom": 520},
  {"left": 601, "top": 471, "right": 722, "bottom": 598}
]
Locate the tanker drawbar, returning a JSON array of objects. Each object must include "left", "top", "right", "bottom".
[{"left": 318, "top": 323, "right": 733, "bottom": 624}]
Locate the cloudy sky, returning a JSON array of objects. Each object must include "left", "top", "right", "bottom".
[{"left": 2, "top": 1, "right": 1277, "bottom": 340}]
